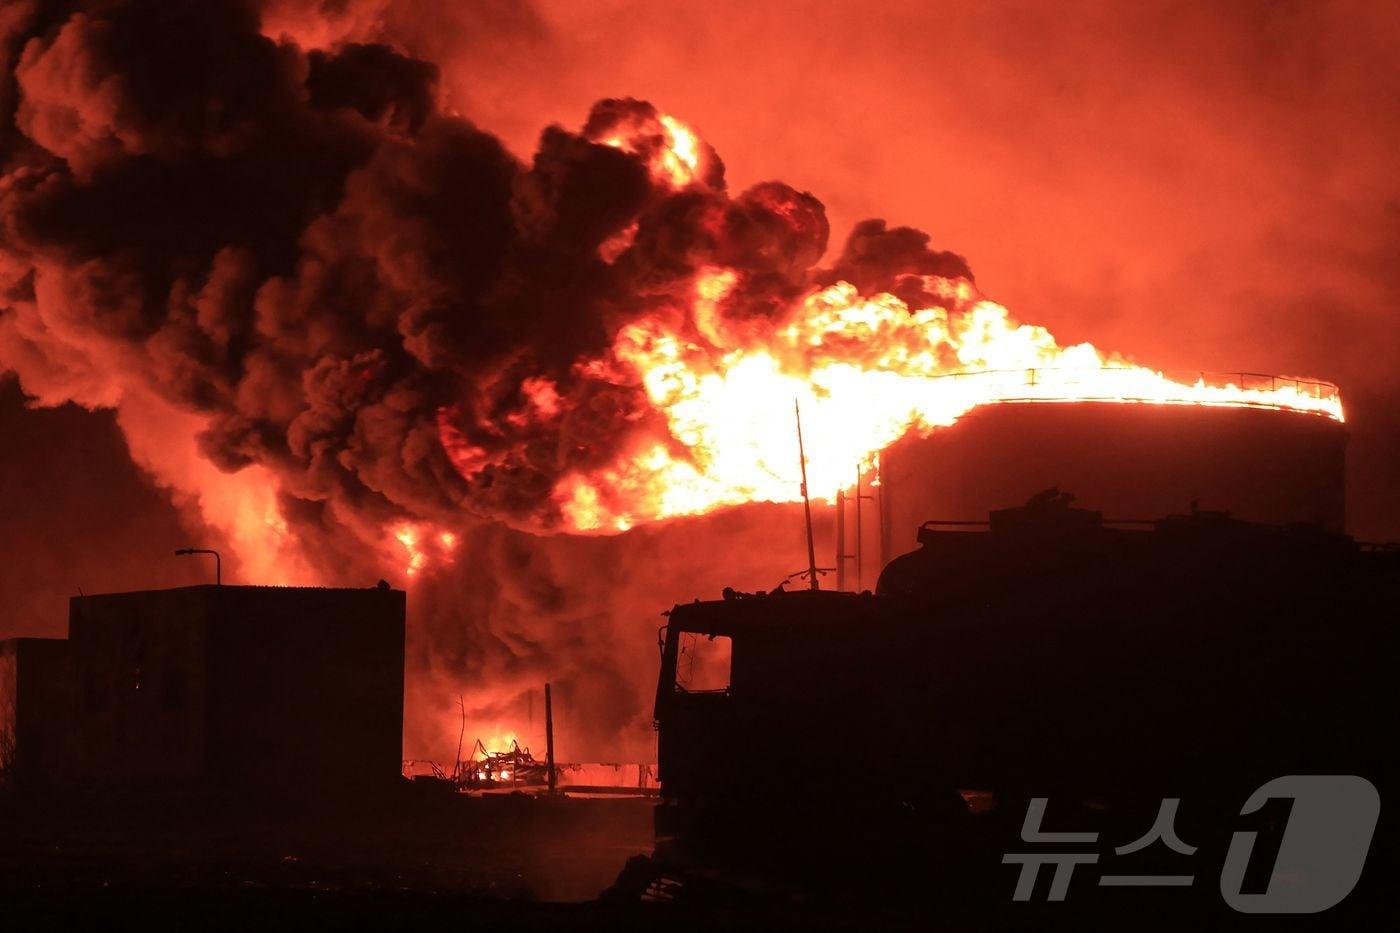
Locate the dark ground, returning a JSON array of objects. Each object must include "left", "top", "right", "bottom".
[
  {"left": 0, "top": 784, "right": 669, "bottom": 928},
  {"left": 1, "top": 783, "right": 1390, "bottom": 930},
  {"left": 0, "top": 780, "right": 945, "bottom": 930}
]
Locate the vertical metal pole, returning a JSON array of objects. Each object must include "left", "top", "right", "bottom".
[
  {"left": 544, "top": 682, "right": 556, "bottom": 795},
  {"left": 795, "top": 400, "right": 820, "bottom": 590},
  {"left": 875, "top": 451, "right": 889, "bottom": 572},
  {"left": 835, "top": 488, "right": 846, "bottom": 592},
  {"left": 854, "top": 466, "right": 863, "bottom": 592}
]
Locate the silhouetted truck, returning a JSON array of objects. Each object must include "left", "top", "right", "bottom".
[
  {"left": 66, "top": 584, "right": 405, "bottom": 796},
  {"left": 651, "top": 493, "right": 1395, "bottom": 894}
]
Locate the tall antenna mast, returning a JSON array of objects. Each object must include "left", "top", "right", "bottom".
[{"left": 795, "top": 399, "right": 820, "bottom": 590}]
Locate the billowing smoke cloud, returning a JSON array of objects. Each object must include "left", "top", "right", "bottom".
[
  {"left": 0, "top": 0, "right": 951, "bottom": 533},
  {"left": 0, "top": 0, "right": 967, "bottom": 758}
]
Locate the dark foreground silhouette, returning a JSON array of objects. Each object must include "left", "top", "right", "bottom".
[
  {"left": 2, "top": 495, "right": 1394, "bottom": 929},
  {"left": 636, "top": 493, "right": 1396, "bottom": 924}
]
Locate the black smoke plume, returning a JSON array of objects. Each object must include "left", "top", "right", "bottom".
[{"left": 0, "top": 0, "right": 968, "bottom": 758}]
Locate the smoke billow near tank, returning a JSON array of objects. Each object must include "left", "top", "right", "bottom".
[{"left": 876, "top": 399, "right": 1346, "bottom": 566}]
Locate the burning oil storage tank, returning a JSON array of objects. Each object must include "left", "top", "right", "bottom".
[{"left": 877, "top": 398, "right": 1346, "bottom": 565}]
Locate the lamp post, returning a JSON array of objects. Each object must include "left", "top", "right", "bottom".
[{"left": 174, "top": 548, "right": 221, "bottom": 585}]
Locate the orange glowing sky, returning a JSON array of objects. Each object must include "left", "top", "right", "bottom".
[{"left": 269, "top": 0, "right": 1400, "bottom": 539}]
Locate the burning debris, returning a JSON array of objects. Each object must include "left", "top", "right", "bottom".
[
  {"left": 457, "top": 739, "right": 549, "bottom": 790},
  {"left": 409, "top": 683, "right": 657, "bottom": 795},
  {"left": 446, "top": 741, "right": 659, "bottom": 795}
]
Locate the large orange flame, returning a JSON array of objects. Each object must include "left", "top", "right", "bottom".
[
  {"left": 595, "top": 110, "right": 708, "bottom": 189},
  {"left": 429, "top": 113, "right": 1342, "bottom": 545},
  {"left": 553, "top": 269, "right": 1340, "bottom": 533}
]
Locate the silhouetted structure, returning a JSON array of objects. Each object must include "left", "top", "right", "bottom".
[
  {"left": 64, "top": 585, "right": 405, "bottom": 795},
  {"left": 652, "top": 492, "right": 1395, "bottom": 894},
  {"left": 0, "top": 638, "right": 72, "bottom": 786},
  {"left": 877, "top": 404, "right": 1347, "bottom": 568}
]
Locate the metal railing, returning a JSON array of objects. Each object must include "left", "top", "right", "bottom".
[{"left": 919, "top": 367, "right": 1341, "bottom": 416}]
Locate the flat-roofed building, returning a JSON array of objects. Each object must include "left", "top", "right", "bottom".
[{"left": 67, "top": 585, "right": 404, "bottom": 794}]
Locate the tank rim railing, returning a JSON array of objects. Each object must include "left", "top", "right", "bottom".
[
  {"left": 918, "top": 517, "right": 1161, "bottom": 533},
  {"left": 918, "top": 516, "right": 1365, "bottom": 538},
  {"left": 930, "top": 366, "right": 1341, "bottom": 396},
  {"left": 919, "top": 367, "right": 1342, "bottom": 417}
]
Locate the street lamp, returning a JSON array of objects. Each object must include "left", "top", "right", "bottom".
[{"left": 175, "top": 548, "right": 221, "bottom": 585}]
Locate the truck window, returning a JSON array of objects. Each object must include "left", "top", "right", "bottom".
[{"left": 675, "top": 633, "right": 732, "bottom": 693}]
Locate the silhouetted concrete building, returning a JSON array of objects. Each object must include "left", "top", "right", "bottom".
[
  {"left": 67, "top": 585, "right": 405, "bottom": 794},
  {"left": 0, "top": 637, "right": 73, "bottom": 787}
]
